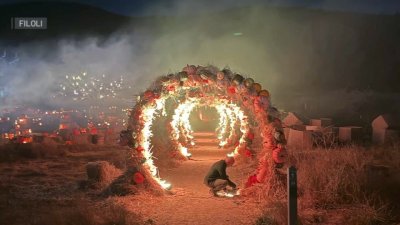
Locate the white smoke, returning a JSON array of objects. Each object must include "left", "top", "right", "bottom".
[{"left": 0, "top": 2, "right": 399, "bottom": 123}]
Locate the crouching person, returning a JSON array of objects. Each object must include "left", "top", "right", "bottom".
[{"left": 204, "top": 156, "right": 237, "bottom": 196}]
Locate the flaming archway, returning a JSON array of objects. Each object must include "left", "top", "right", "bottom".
[{"left": 126, "top": 65, "right": 287, "bottom": 190}]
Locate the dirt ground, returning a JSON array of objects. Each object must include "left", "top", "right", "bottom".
[
  {"left": 0, "top": 132, "right": 263, "bottom": 225},
  {"left": 2, "top": 132, "right": 399, "bottom": 224},
  {"left": 117, "top": 132, "right": 262, "bottom": 225}
]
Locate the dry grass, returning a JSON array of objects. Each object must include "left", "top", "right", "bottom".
[
  {"left": 150, "top": 116, "right": 186, "bottom": 170},
  {"left": 252, "top": 145, "right": 400, "bottom": 224},
  {"left": 2, "top": 128, "right": 399, "bottom": 224},
  {"left": 0, "top": 138, "right": 66, "bottom": 162},
  {"left": 255, "top": 201, "right": 289, "bottom": 225},
  {"left": 0, "top": 141, "right": 149, "bottom": 225},
  {"left": 0, "top": 196, "right": 145, "bottom": 225}
]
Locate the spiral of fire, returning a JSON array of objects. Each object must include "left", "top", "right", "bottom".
[{"left": 127, "top": 65, "right": 287, "bottom": 190}]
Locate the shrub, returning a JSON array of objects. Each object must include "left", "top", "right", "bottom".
[{"left": 256, "top": 201, "right": 288, "bottom": 225}]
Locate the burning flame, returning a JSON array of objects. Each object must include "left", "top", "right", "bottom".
[
  {"left": 215, "top": 100, "right": 249, "bottom": 157},
  {"left": 136, "top": 95, "right": 249, "bottom": 190},
  {"left": 170, "top": 99, "right": 197, "bottom": 157},
  {"left": 228, "top": 103, "right": 249, "bottom": 157},
  {"left": 216, "top": 189, "right": 240, "bottom": 198},
  {"left": 215, "top": 104, "right": 229, "bottom": 147},
  {"left": 137, "top": 97, "right": 171, "bottom": 189}
]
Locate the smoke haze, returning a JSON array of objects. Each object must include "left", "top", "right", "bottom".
[{"left": 1, "top": 3, "right": 399, "bottom": 125}]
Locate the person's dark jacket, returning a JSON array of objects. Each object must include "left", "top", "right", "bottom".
[{"left": 204, "top": 160, "right": 236, "bottom": 188}]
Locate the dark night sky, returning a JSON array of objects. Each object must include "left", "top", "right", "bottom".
[{"left": 1, "top": 0, "right": 400, "bottom": 16}]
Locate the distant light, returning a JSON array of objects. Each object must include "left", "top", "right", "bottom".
[{"left": 233, "top": 32, "right": 243, "bottom": 36}]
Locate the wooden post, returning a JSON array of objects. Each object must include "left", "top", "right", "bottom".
[{"left": 288, "top": 166, "right": 297, "bottom": 225}]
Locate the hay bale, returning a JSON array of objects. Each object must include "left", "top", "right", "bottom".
[
  {"left": 283, "top": 112, "right": 305, "bottom": 127},
  {"left": 86, "top": 161, "right": 122, "bottom": 187},
  {"left": 103, "top": 167, "right": 163, "bottom": 196},
  {"left": 103, "top": 172, "right": 139, "bottom": 196}
]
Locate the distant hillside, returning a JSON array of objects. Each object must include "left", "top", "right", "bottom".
[
  {"left": 0, "top": 2, "right": 400, "bottom": 93},
  {"left": 0, "top": 2, "right": 132, "bottom": 44}
]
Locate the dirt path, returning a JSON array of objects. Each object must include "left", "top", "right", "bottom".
[{"left": 123, "top": 132, "right": 262, "bottom": 225}]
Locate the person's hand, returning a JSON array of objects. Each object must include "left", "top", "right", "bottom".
[{"left": 227, "top": 180, "right": 236, "bottom": 189}]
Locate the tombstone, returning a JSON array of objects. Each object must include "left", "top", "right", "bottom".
[
  {"left": 309, "top": 118, "right": 333, "bottom": 127},
  {"left": 306, "top": 125, "right": 320, "bottom": 131},
  {"left": 283, "top": 112, "right": 305, "bottom": 127},
  {"left": 285, "top": 125, "right": 306, "bottom": 147},
  {"left": 283, "top": 127, "right": 290, "bottom": 141},
  {"left": 338, "top": 126, "right": 363, "bottom": 143},
  {"left": 365, "top": 164, "right": 390, "bottom": 190},
  {"left": 287, "top": 129, "right": 313, "bottom": 149},
  {"left": 292, "top": 124, "right": 307, "bottom": 131},
  {"left": 372, "top": 114, "right": 400, "bottom": 144},
  {"left": 328, "top": 127, "right": 339, "bottom": 135}
]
